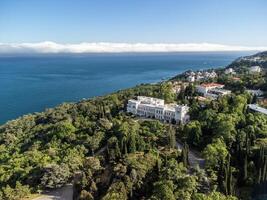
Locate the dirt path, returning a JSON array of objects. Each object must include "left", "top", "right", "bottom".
[{"left": 32, "top": 184, "right": 73, "bottom": 200}]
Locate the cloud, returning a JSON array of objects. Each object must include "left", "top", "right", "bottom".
[{"left": 0, "top": 41, "right": 266, "bottom": 53}]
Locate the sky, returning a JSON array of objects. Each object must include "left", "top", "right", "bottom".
[{"left": 0, "top": 0, "right": 267, "bottom": 52}]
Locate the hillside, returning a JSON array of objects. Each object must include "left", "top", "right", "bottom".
[
  {"left": 228, "top": 51, "right": 267, "bottom": 69},
  {"left": 0, "top": 52, "right": 267, "bottom": 200}
]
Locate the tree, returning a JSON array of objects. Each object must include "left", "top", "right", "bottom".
[
  {"left": 184, "top": 83, "right": 196, "bottom": 97},
  {"left": 203, "top": 138, "right": 228, "bottom": 171},
  {"left": 41, "top": 163, "right": 71, "bottom": 189},
  {"left": 160, "top": 159, "right": 187, "bottom": 181},
  {"left": 223, "top": 154, "right": 235, "bottom": 196},
  {"left": 213, "top": 114, "right": 237, "bottom": 145},
  {"left": 160, "top": 82, "right": 174, "bottom": 103},
  {"left": 102, "top": 182, "right": 128, "bottom": 200},
  {"left": 150, "top": 180, "right": 176, "bottom": 200},
  {"left": 2, "top": 182, "right": 31, "bottom": 200},
  {"left": 182, "top": 143, "right": 189, "bottom": 168},
  {"left": 167, "top": 125, "right": 176, "bottom": 149},
  {"left": 184, "top": 121, "right": 202, "bottom": 146},
  {"left": 107, "top": 137, "right": 121, "bottom": 160},
  {"left": 51, "top": 121, "right": 76, "bottom": 141}
]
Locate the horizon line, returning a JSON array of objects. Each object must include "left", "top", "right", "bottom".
[{"left": 0, "top": 41, "right": 267, "bottom": 54}]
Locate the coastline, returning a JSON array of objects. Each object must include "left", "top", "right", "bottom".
[{"left": 0, "top": 52, "right": 247, "bottom": 125}]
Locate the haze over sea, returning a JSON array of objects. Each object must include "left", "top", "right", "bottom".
[{"left": 0, "top": 52, "right": 253, "bottom": 124}]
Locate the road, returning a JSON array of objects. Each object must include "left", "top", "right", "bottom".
[
  {"left": 32, "top": 184, "right": 73, "bottom": 200},
  {"left": 176, "top": 141, "right": 205, "bottom": 169}
]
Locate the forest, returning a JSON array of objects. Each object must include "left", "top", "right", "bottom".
[{"left": 0, "top": 52, "right": 267, "bottom": 200}]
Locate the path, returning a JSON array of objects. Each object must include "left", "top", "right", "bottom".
[
  {"left": 176, "top": 141, "right": 205, "bottom": 169},
  {"left": 32, "top": 184, "right": 73, "bottom": 200}
]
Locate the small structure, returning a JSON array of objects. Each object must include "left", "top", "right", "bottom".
[
  {"left": 246, "top": 89, "right": 264, "bottom": 97},
  {"left": 205, "top": 88, "right": 231, "bottom": 99},
  {"left": 248, "top": 104, "right": 267, "bottom": 115},
  {"left": 225, "top": 68, "right": 236, "bottom": 75},
  {"left": 249, "top": 66, "right": 262, "bottom": 73},
  {"left": 186, "top": 70, "right": 217, "bottom": 82},
  {"left": 204, "top": 71, "right": 217, "bottom": 79},
  {"left": 196, "top": 83, "right": 224, "bottom": 95},
  {"left": 196, "top": 83, "right": 231, "bottom": 99},
  {"left": 126, "top": 96, "right": 190, "bottom": 124},
  {"left": 196, "top": 75, "right": 204, "bottom": 81},
  {"left": 232, "top": 77, "right": 241, "bottom": 82},
  {"left": 187, "top": 75, "right": 195, "bottom": 82}
]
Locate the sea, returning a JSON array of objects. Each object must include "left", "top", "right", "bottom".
[{"left": 0, "top": 52, "right": 253, "bottom": 125}]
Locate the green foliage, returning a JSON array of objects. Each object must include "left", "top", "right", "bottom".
[
  {"left": 102, "top": 181, "right": 128, "bottom": 200},
  {"left": 184, "top": 121, "right": 202, "bottom": 146},
  {"left": 0, "top": 55, "right": 266, "bottom": 199},
  {"left": 203, "top": 138, "right": 228, "bottom": 171},
  {"left": 1, "top": 182, "right": 31, "bottom": 200},
  {"left": 41, "top": 163, "right": 71, "bottom": 189},
  {"left": 167, "top": 125, "right": 176, "bottom": 149},
  {"left": 150, "top": 180, "right": 176, "bottom": 200},
  {"left": 160, "top": 82, "right": 175, "bottom": 103}
]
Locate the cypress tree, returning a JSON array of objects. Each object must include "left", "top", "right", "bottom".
[
  {"left": 244, "top": 155, "right": 248, "bottom": 181},
  {"left": 156, "top": 159, "right": 161, "bottom": 175},
  {"left": 229, "top": 167, "right": 233, "bottom": 195},
  {"left": 223, "top": 154, "right": 234, "bottom": 196},
  {"left": 115, "top": 140, "right": 121, "bottom": 158},
  {"left": 263, "top": 156, "right": 267, "bottom": 182},
  {"left": 257, "top": 168, "right": 262, "bottom": 184},
  {"left": 129, "top": 133, "right": 136, "bottom": 153},
  {"left": 124, "top": 142, "right": 128, "bottom": 155},
  {"left": 167, "top": 125, "right": 176, "bottom": 149},
  {"left": 182, "top": 143, "right": 189, "bottom": 167},
  {"left": 224, "top": 166, "right": 229, "bottom": 195}
]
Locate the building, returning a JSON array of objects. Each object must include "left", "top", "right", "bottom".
[
  {"left": 225, "top": 68, "right": 236, "bottom": 75},
  {"left": 196, "top": 83, "right": 225, "bottom": 95},
  {"left": 126, "top": 96, "right": 190, "bottom": 124},
  {"left": 189, "top": 71, "right": 217, "bottom": 81},
  {"left": 248, "top": 104, "right": 267, "bottom": 115},
  {"left": 204, "top": 71, "right": 217, "bottom": 79},
  {"left": 187, "top": 75, "right": 195, "bottom": 82},
  {"left": 172, "top": 85, "right": 181, "bottom": 94},
  {"left": 249, "top": 66, "right": 262, "bottom": 73},
  {"left": 205, "top": 88, "right": 231, "bottom": 99},
  {"left": 246, "top": 89, "right": 264, "bottom": 97},
  {"left": 196, "top": 83, "right": 231, "bottom": 99},
  {"left": 232, "top": 77, "right": 241, "bottom": 82}
]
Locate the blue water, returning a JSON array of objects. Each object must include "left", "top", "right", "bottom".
[{"left": 0, "top": 52, "right": 252, "bottom": 124}]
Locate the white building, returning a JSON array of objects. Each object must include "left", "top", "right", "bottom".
[
  {"left": 187, "top": 70, "right": 217, "bottom": 82},
  {"left": 248, "top": 104, "right": 267, "bottom": 115},
  {"left": 249, "top": 66, "right": 262, "bottom": 73},
  {"left": 246, "top": 89, "right": 264, "bottom": 97},
  {"left": 126, "top": 96, "right": 190, "bottom": 124},
  {"left": 225, "top": 68, "right": 236, "bottom": 75},
  {"left": 205, "top": 88, "right": 231, "bottom": 99},
  {"left": 205, "top": 71, "right": 217, "bottom": 79},
  {"left": 187, "top": 75, "right": 195, "bottom": 82},
  {"left": 196, "top": 83, "right": 224, "bottom": 95},
  {"left": 196, "top": 83, "right": 231, "bottom": 99}
]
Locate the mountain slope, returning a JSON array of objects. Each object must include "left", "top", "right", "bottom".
[{"left": 228, "top": 51, "right": 267, "bottom": 69}]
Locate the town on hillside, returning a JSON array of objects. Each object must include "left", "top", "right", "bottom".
[{"left": 126, "top": 64, "right": 267, "bottom": 123}]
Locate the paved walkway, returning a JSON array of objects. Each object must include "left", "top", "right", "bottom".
[
  {"left": 176, "top": 141, "right": 205, "bottom": 169},
  {"left": 32, "top": 184, "right": 73, "bottom": 200}
]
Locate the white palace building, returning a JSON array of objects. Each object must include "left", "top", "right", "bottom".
[{"left": 126, "top": 96, "right": 190, "bottom": 124}]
